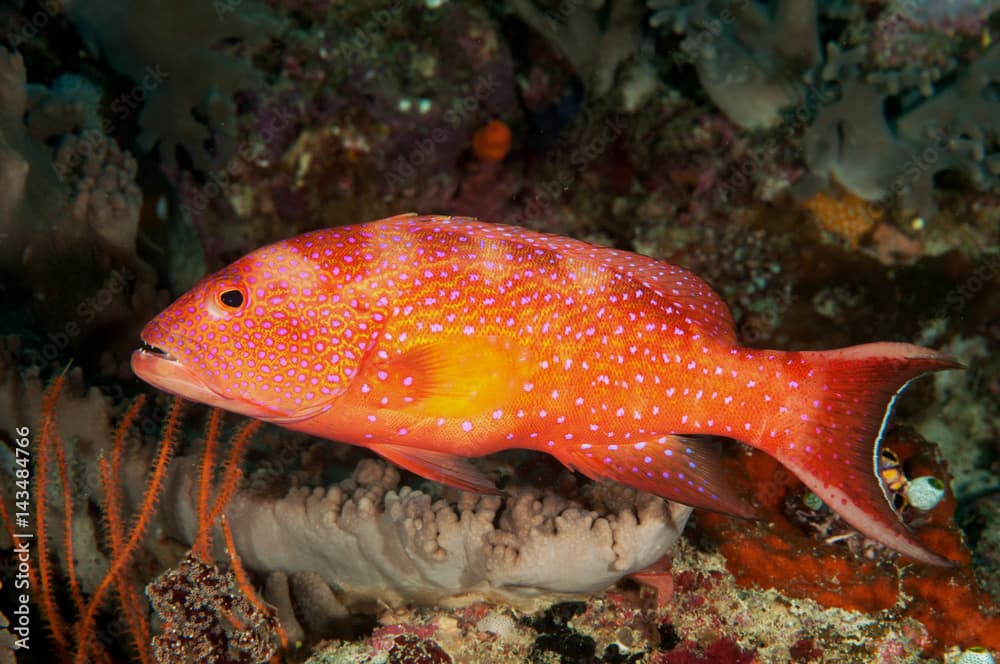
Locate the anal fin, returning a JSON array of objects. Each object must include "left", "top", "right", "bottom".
[
  {"left": 565, "top": 434, "right": 758, "bottom": 519},
  {"left": 373, "top": 443, "right": 501, "bottom": 495}
]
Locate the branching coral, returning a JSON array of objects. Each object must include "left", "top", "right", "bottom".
[
  {"left": 511, "top": 0, "right": 645, "bottom": 95},
  {"left": 0, "top": 48, "right": 146, "bottom": 277},
  {"left": 647, "top": 3, "right": 1000, "bottom": 223},
  {"left": 801, "top": 42, "right": 1000, "bottom": 222},
  {"left": 647, "top": 0, "right": 822, "bottom": 130}
]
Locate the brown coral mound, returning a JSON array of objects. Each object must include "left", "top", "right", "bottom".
[{"left": 133, "top": 455, "right": 693, "bottom": 609}]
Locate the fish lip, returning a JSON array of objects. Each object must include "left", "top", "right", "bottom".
[
  {"left": 130, "top": 343, "right": 302, "bottom": 421},
  {"left": 131, "top": 344, "right": 221, "bottom": 401},
  {"left": 136, "top": 341, "right": 177, "bottom": 362}
]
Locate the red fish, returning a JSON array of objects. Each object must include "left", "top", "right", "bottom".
[{"left": 132, "top": 214, "right": 959, "bottom": 565}]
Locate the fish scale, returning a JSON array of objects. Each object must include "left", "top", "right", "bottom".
[{"left": 133, "top": 213, "right": 960, "bottom": 565}]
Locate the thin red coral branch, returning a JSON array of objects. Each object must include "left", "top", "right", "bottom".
[
  {"left": 192, "top": 418, "right": 262, "bottom": 559},
  {"left": 51, "top": 401, "right": 85, "bottom": 620},
  {"left": 220, "top": 514, "right": 289, "bottom": 651},
  {"left": 36, "top": 375, "right": 70, "bottom": 661},
  {"left": 73, "top": 397, "right": 183, "bottom": 664},
  {"left": 99, "top": 394, "right": 153, "bottom": 664},
  {"left": 192, "top": 407, "right": 223, "bottom": 561}
]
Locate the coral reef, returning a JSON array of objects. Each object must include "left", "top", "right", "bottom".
[
  {"left": 510, "top": 0, "right": 645, "bottom": 96},
  {"left": 124, "top": 454, "right": 693, "bottom": 608},
  {"left": 648, "top": 0, "right": 822, "bottom": 130},
  {"left": 870, "top": 0, "right": 994, "bottom": 70},
  {"left": 0, "top": 48, "right": 144, "bottom": 269},
  {"left": 0, "top": 49, "right": 164, "bottom": 380},
  {"left": 646, "top": 0, "right": 1000, "bottom": 236},
  {"left": 802, "top": 42, "right": 1000, "bottom": 223},
  {"left": 691, "top": 426, "right": 1000, "bottom": 656},
  {"left": 66, "top": 0, "right": 280, "bottom": 172},
  {"left": 1, "top": 0, "right": 1000, "bottom": 661},
  {"left": 801, "top": 188, "right": 883, "bottom": 248},
  {"left": 147, "top": 552, "right": 281, "bottom": 663}
]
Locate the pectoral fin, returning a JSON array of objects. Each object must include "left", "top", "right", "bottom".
[{"left": 356, "top": 336, "right": 536, "bottom": 419}]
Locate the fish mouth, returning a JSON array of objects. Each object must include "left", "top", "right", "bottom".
[
  {"left": 136, "top": 341, "right": 176, "bottom": 362},
  {"left": 131, "top": 340, "right": 281, "bottom": 420}
]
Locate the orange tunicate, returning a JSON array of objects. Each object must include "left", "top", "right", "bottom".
[
  {"left": 802, "top": 189, "right": 883, "bottom": 247},
  {"left": 472, "top": 119, "right": 512, "bottom": 162}
]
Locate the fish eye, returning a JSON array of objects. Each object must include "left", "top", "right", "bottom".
[{"left": 218, "top": 288, "right": 245, "bottom": 309}]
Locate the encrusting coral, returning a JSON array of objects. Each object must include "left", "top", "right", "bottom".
[{"left": 692, "top": 426, "right": 1000, "bottom": 656}]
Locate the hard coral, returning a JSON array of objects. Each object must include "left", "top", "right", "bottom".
[
  {"left": 802, "top": 42, "right": 1000, "bottom": 222},
  {"left": 127, "top": 456, "right": 693, "bottom": 608},
  {"left": 871, "top": 0, "right": 993, "bottom": 70},
  {"left": 54, "top": 129, "right": 142, "bottom": 258},
  {"left": 66, "top": 0, "right": 280, "bottom": 172},
  {"left": 511, "top": 0, "right": 644, "bottom": 96},
  {"left": 648, "top": 0, "right": 822, "bottom": 130},
  {"left": 0, "top": 48, "right": 158, "bottom": 348},
  {"left": 0, "top": 49, "right": 143, "bottom": 267}
]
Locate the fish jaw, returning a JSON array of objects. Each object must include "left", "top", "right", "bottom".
[{"left": 130, "top": 346, "right": 280, "bottom": 420}]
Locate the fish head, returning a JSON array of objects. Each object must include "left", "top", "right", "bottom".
[{"left": 131, "top": 238, "right": 361, "bottom": 424}]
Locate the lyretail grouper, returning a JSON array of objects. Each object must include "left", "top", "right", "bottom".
[{"left": 132, "top": 214, "right": 959, "bottom": 566}]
